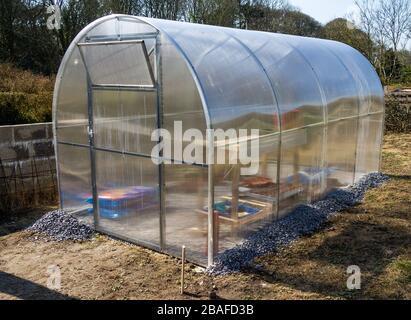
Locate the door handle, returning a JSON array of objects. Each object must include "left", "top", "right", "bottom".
[{"left": 87, "top": 126, "right": 94, "bottom": 140}]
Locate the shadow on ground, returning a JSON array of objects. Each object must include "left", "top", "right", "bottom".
[
  {"left": 247, "top": 214, "right": 410, "bottom": 299},
  {"left": 0, "top": 208, "right": 49, "bottom": 237},
  {"left": 388, "top": 174, "right": 411, "bottom": 181},
  {"left": 0, "top": 271, "right": 74, "bottom": 300}
]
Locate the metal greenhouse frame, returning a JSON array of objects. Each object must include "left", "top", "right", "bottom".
[{"left": 53, "top": 15, "right": 385, "bottom": 266}]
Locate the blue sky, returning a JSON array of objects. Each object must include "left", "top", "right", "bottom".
[{"left": 288, "top": 0, "right": 358, "bottom": 24}]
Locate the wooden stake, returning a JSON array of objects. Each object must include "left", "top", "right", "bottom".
[{"left": 181, "top": 245, "right": 186, "bottom": 295}]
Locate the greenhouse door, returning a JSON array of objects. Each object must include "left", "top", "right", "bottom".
[{"left": 78, "top": 38, "right": 163, "bottom": 249}]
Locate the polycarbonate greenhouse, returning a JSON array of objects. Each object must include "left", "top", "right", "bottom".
[{"left": 53, "top": 15, "right": 385, "bottom": 266}]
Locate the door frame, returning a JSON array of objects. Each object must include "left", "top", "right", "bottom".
[{"left": 77, "top": 33, "right": 166, "bottom": 250}]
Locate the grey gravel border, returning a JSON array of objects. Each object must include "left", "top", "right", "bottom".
[
  {"left": 208, "top": 172, "right": 389, "bottom": 275},
  {"left": 28, "top": 209, "right": 94, "bottom": 241}
]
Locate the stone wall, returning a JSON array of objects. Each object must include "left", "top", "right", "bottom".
[{"left": 0, "top": 123, "right": 57, "bottom": 213}]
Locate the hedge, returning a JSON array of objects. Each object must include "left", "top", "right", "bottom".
[
  {"left": 0, "top": 92, "right": 52, "bottom": 125},
  {"left": 0, "top": 64, "right": 54, "bottom": 125},
  {"left": 385, "top": 96, "right": 411, "bottom": 133}
]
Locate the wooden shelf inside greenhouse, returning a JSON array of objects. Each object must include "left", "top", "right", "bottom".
[{"left": 197, "top": 196, "right": 273, "bottom": 225}]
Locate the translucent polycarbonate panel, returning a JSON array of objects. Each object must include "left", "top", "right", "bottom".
[
  {"left": 57, "top": 125, "right": 89, "bottom": 146},
  {"left": 212, "top": 133, "right": 280, "bottom": 256},
  {"left": 226, "top": 29, "right": 324, "bottom": 130},
  {"left": 95, "top": 151, "right": 160, "bottom": 246},
  {"left": 367, "top": 70, "right": 384, "bottom": 113},
  {"left": 161, "top": 34, "right": 207, "bottom": 164},
  {"left": 55, "top": 47, "right": 89, "bottom": 145},
  {"left": 85, "top": 17, "right": 157, "bottom": 41},
  {"left": 79, "top": 42, "right": 153, "bottom": 86},
  {"left": 240, "top": 133, "right": 280, "bottom": 198},
  {"left": 57, "top": 144, "right": 92, "bottom": 212},
  {"left": 324, "top": 42, "right": 383, "bottom": 114},
  {"left": 278, "top": 35, "right": 359, "bottom": 120},
  {"left": 370, "top": 93, "right": 385, "bottom": 113},
  {"left": 93, "top": 90, "right": 157, "bottom": 156},
  {"left": 213, "top": 134, "right": 280, "bottom": 196},
  {"left": 164, "top": 164, "right": 208, "bottom": 264},
  {"left": 279, "top": 126, "right": 324, "bottom": 215},
  {"left": 118, "top": 17, "right": 158, "bottom": 37},
  {"left": 355, "top": 113, "right": 384, "bottom": 181},
  {"left": 151, "top": 19, "right": 279, "bottom": 134},
  {"left": 325, "top": 41, "right": 371, "bottom": 116},
  {"left": 84, "top": 19, "right": 117, "bottom": 39},
  {"left": 117, "top": 18, "right": 157, "bottom": 63},
  {"left": 213, "top": 163, "right": 276, "bottom": 255},
  {"left": 326, "top": 118, "right": 358, "bottom": 190}
]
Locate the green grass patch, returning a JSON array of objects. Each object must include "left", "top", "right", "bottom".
[{"left": 395, "top": 260, "right": 411, "bottom": 283}]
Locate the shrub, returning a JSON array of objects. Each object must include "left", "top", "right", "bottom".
[
  {"left": 0, "top": 92, "right": 52, "bottom": 125},
  {"left": 0, "top": 64, "right": 54, "bottom": 125},
  {"left": 385, "top": 95, "right": 411, "bottom": 133}
]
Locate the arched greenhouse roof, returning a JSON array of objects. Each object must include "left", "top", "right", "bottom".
[{"left": 54, "top": 14, "right": 384, "bottom": 136}]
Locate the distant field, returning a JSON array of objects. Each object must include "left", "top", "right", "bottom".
[{"left": 0, "top": 133, "right": 409, "bottom": 300}]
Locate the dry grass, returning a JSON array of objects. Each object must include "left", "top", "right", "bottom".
[
  {"left": 0, "top": 134, "right": 409, "bottom": 300},
  {"left": 246, "top": 133, "right": 411, "bottom": 299},
  {"left": 0, "top": 64, "right": 55, "bottom": 94}
]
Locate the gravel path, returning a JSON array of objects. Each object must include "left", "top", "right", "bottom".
[
  {"left": 28, "top": 210, "right": 94, "bottom": 241},
  {"left": 208, "top": 173, "right": 389, "bottom": 275}
]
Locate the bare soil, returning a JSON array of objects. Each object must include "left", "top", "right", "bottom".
[{"left": 0, "top": 134, "right": 410, "bottom": 300}]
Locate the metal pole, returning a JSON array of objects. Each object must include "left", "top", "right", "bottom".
[
  {"left": 77, "top": 39, "right": 145, "bottom": 46},
  {"left": 155, "top": 34, "right": 166, "bottom": 250},
  {"left": 78, "top": 46, "right": 99, "bottom": 228},
  {"left": 180, "top": 245, "right": 186, "bottom": 295},
  {"left": 378, "top": 100, "right": 386, "bottom": 173},
  {"left": 141, "top": 41, "right": 156, "bottom": 85},
  {"left": 207, "top": 129, "right": 215, "bottom": 267},
  {"left": 91, "top": 84, "right": 156, "bottom": 92}
]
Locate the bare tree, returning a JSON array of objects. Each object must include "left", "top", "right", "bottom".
[
  {"left": 352, "top": 0, "right": 375, "bottom": 60},
  {"left": 183, "top": 0, "right": 238, "bottom": 26},
  {"left": 355, "top": 0, "right": 411, "bottom": 83},
  {"left": 104, "top": 0, "right": 144, "bottom": 15},
  {"left": 380, "top": 0, "right": 411, "bottom": 52},
  {"left": 0, "top": 0, "right": 25, "bottom": 61},
  {"left": 143, "top": 0, "right": 185, "bottom": 20}
]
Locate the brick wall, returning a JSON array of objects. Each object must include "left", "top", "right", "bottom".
[{"left": 0, "top": 123, "right": 57, "bottom": 213}]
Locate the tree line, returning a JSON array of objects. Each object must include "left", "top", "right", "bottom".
[{"left": 0, "top": 0, "right": 410, "bottom": 85}]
